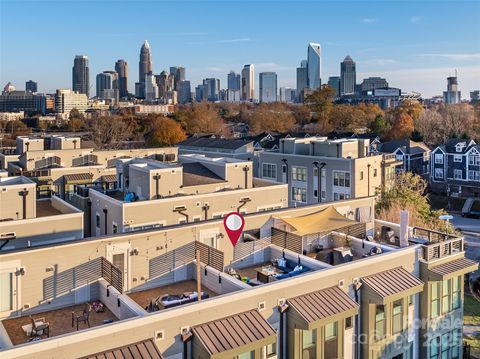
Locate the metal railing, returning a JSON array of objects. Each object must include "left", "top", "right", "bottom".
[{"left": 412, "top": 227, "right": 464, "bottom": 261}]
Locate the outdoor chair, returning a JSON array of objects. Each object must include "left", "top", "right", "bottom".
[
  {"left": 71, "top": 303, "right": 92, "bottom": 330},
  {"left": 29, "top": 316, "right": 50, "bottom": 338}
]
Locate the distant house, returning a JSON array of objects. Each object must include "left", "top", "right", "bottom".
[
  {"left": 430, "top": 139, "right": 480, "bottom": 197},
  {"left": 373, "top": 138, "right": 430, "bottom": 176}
]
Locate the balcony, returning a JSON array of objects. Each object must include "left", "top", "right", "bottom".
[{"left": 409, "top": 227, "right": 463, "bottom": 262}]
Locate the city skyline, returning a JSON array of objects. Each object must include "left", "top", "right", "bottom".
[{"left": 1, "top": 1, "right": 479, "bottom": 98}]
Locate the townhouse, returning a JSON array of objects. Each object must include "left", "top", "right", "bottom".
[{"left": 430, "top": 139, "right": 480, "bottom": 198}]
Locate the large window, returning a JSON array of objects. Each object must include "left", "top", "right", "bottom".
[
  {"left": 431, "top": 282, "right": 440, "bottom": 318},
  {"left": 441, "top": 333, "right": 449, "bottom": 359},
  {"left": 434, "top": 154, "right": 444, "bottom": 164},
  {"left": 262, "top": 163, "right": 277, "bottom": 179},
  {"left": 333, "top": 192, "right": 350, "bottom": 201},
  {"left": 265, "top": 343, "right": 276, "bottom": 358},
  {"left": 292, "top": 166, "right": 307, "bottom": 182},
  {"left": 451, "top": 329, "right": 461, "bottom": 359},
  {"left": 237, "top": 351, "right": 254, "bottom": 359},
  {"left": 325, "top": 322, "right": 337, "bottom": 340},
  {"left": 435, "top": 168, "right": 444, "bottom": 179},
  {"left": 454, "top": 170, "right": 463, "bottom": 180},
  {"left": 392, "top": 300, "right": 403, "bottom": 334},
  {"left": 442, "top": 279, "right": 451, "bottom": 314},
  {"left": 302, "top": 329, "right": 316, "bottom": 359},
  {"left": 452, "top": 276, "right": 461, "bottom": 310},
  {"left": 430, "top": 337, "right": 440, "bottom": 359},
  {"left": 375, "top": 305, "right": 386, "bottom": 341},
  {"left": 333, "top": 171, "right": 350, "bottom": 187},
  {"left": 292, "top": 187, "right": 307, "bottom": 203}
]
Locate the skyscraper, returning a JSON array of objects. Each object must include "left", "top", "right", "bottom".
[
  {"left": 178, "top": 81, "right": 192, "bottom": 104},
  {"left": 203, "top": 78, "right": 220, "bottom": 102},
  {"left": 241, "top": 64, "right": 255, "bottom": 101},
  {"left": 96, "top": 71, "right": 118, "bottom": 101},
  {"left": 25, "top": 80, "right": 37, "bottom": 93},
  {"left": 227, "top": 71, "right": 241, "bottom": 91},
  {"left": 259, "top": 72, "right": 277, "bottom": 103},
  {"left": 296, "top": 60, "right": 308, "bottom": 103},
  {"left": 136, "top": 41, "right": 152, "bottom": 99},
  {"left": 340, "top": 55, "right": 356, "bottom": 96},
  {"left": 170, "top": 66, "right": 186, "bottom": 90},
  {"left": 144, "top": 73, "right": 158, "bottom": 102},
  {"left": 72, "top": 55, "right": 89, "bottom": 97},
  {"left": 279, "top": 87, "right": 295, "bottom": 103},
  {"left": 307, "top": 43, "right": 321, "bottom": 90},
  {"left": 327, "top": 76, "right": 341, "bottom": 97},
  {"left": 443, "top": 75, "right": 461, "bottom": 104},
  {"left": 115, "top": 60, "right": 128, "bottom": 98}
]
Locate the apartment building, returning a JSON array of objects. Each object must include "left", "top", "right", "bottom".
[
  {"left": 259, "top": 137, "right": 400, "bottom": 205},
  {"left": 0, "top": 197, "right": 476, "bottom": 359},
  {"left": 430, "top": 138, "right": 480, "bottom": 197},
  {"left": 87, "top": 154, "right": 288, "bottom": 235},
  {"left": 1, "top": 136, "right": 178, "bottom": 199},
  {"left": 0, "top": 176, "right": 83, "bottom": 249}
]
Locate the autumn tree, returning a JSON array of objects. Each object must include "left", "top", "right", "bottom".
[
  {"left": 146, "top": 117, "right": 186, "bottom": 146},
  {"left": 246, "top": 103, "right": 296, "bottom": 134},
  {"left": 175, "top": 103, "right": 224, "bottom": 135},
  {"left": 395, "top": 100, "right": 424, "bottom": 122},
  {"left": 5, "top": 120, "right": 30, "bottom": 138},
  {"left": 304, "top": 85, "right": 336, "bottom": 133},
  {"left": 85, "top": 116, "right": 135, "bottom": 149},
  {"left": 416, "top": 109, "right": 447, "bottom": 147},
  {"left": 438, "top": 104, "right": 475, "bottom": 139},
  {"left": 290, "top": 104, "right": 312, "bottom": 125},
  {"left": 386, "top": 112, "right": 414, "bottom": 140}
]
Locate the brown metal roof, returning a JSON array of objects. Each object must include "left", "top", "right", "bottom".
[
  {"left": 288, "top": 286, "right": 359, "bottom": 324},
  {"left": 64, "top": 173, "right": 93, "bottom": 183},
  {"left": 430, "top": 257, "right": 478, "bottom": 277},
  {"left": 81, "top": 339, "right": 163, "bottom": 359},
  {"left": 192, "top": 309, "right": 276, "bottom": 355},
  {"left": 362, "top": 267, "right": 423, "bottom": 299},
  {"left": 101, "top": 174, "right": 117, "bottom": 183}
]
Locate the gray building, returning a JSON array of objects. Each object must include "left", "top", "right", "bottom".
[
  {"left": 136, "top": 40, "right": 152, "bottom": 99},
  {"left": 360, "top": 77, "right": 388, "bottom": 93},
  {"left": 259, "top": 72, "right": 277, "bottom": 103},
  {"left": 241, "top": 64, "right": 255, "bottom": 101},
  {"left": 0, "top": 90, "right": 46, "bottom": 114},
  {"left": 203, "top": 78, "right": 220, "bottom": 102},
  {"left": 96, "top": 71, "right": 118, "bottom": 101},
  {"left": 177, "top": 80, "right": 192, "bottom": 104},
  {"left": 170, "top": 66, "right": 186, "bottom": 90},
  {"left": 328, "top": 76, "right": 340, "bottom": 97},
  {"left": 307, "top": 43, "right": 321, "bottom": 90},
  {"left": 443, "top": 76, "right": 461, "bottom": 104},
  {"left": 114, "top": 60, "right": 128, "bottom": 98},
  {"left": 340, "top": 55, "right": 356, "bottom": 96},
  {"left": 25, "top": 80, "right": 37, "bottom": 93},
  {"left": 279, "top": 87, "right": 295, "bottom": 103},
  {"left": 296, "top": 60, "right": 308, "bottom": 103},
  {"left": 227, "top": 71, "right": 240, "bottom": 91},
  {"left": 72, "top": 55, "right": 89, "bottom": 97},
  {"left": 195, "top": 84, "right": 207, "bottom": 102}
]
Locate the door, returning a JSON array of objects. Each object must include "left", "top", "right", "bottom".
[
  {"left": 0, "top": 271, "right": 16, "bottom": 316},
  {"left": 106, "top": 243, "right": 130, "bottom": 291}
]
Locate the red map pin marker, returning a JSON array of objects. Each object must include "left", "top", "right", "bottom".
[{"left": 223, "top": 212, "right": 244, "bottom": 247}]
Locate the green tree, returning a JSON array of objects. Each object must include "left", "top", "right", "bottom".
[{"left": 369, "top": 114, "right": 390, "bottom": 135}]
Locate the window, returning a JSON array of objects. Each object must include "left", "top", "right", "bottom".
[
  {"left": 282, "top": 165, "right": 286, "bottom": 173},
  {"left": 0, "top": 272, "right": 13, "bottom": 312},
  {"left": 302, "top": 329, "right": 316, "bottom": 359},
  {"left": 321, "top": 168, "right": 326, "bottom": 178},
  {"left": 292, "top": 187, "right": 307, "bottom": 203},
  {"left": 452, "top": 276, "right": 461, "bottom": 310},
  {"left": 334, "top": 192, "right": 350, "bottom": 201},
  {"left": 325, "top": 322, "right": 337, "bottom": 340},
  {"left": 321, "top": 190, "right": 326, "bottom": 199},
  {"left": 435, "top": 168, "right": 444, "bottom": 179},
  {"left": 430, "top": 337, "right": 440, "bottom": 359},
  {"left": 237, "top": 351, "right": 254, "bottom": 359},
  {"left": 313, "top": 168, "right": 318, "bottom": 177},
  {"left": 442, "top": 279, "right": 451, "bottom": 314},
  {"left": 470, "top": 170, "right": 480, "bottom": 181},
  {"left": 345, "top": 316, "right": 353, "bottom": 329},
  {"left": 454, "top": 170, "right": 462, "bottom": 180},
  {"left": 451, "top": 329, "right": 461, "bottom": 359},
  {"left": 112, "top": 223, "right": 118, "bottom": 234},
  {"left": 333, "top": 171, "right": 350, "bottom": 187},
  {"left": 262, "top": 163, "right": 277, "bottom": 179},
  {"left": 292, "top": 166, "right": 307, "bottom": 182},
  {"left": 360, "top": 171, "right": 364, "bottom": 180},
  {"left": 435, "top": 154, "right": 444, "bottom": 164},
  {"left": 313, "top": 189, "right": 318, "bottom": 198},
  {"left": 392, "top": 300, "right": 403, "bottom": 334},
  {"left": 373, "top": 168, "right": 378, "bottom": 177},
  {"left": 375, "top": 305, "right": 386, "bottom": 341},
  {"left": 265, "top": 343, "right": 276, "bottom": 357},
  {"left": 454, "top": 155, "right": 462, "bottom": 162},
  {"left": 431, "top": 282, "right": 440, "bottom": 318},
  {"left": 441, "top": 333, "right": 449, "bottom": 359},
  {"left": 96, "top": 214, "right": 100, "bottom": 228}
]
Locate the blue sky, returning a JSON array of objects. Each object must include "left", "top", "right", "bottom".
[{"left": 1, "top": 0, "right": 479, "bottom": 98}]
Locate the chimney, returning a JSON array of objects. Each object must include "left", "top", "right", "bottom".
[{"left": 399, "top": 210, "right": 409, "bottom": 247}]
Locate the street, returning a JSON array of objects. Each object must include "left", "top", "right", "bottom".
[{"left": 449, "top": 213, "right": 480, "bottom": 278}]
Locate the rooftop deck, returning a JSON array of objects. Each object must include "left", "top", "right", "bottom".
[
  {"left": 36, "top": 200, "right": 62, "bottom": 217},
  {"left": 2, "top": 302, "right": 118, "bottom": 346},
  {"left": 127, "top": 280, "right": 218, "bottom": 311}
]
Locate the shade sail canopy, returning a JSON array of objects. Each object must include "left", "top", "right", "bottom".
[{"left": 275, "top": 206, "right": 358, "bottom": 236}]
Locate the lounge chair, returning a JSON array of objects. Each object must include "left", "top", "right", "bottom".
[
  {"left": 72, "top": 303, "right": 92, "bottom": 330},
  {"left": 29, "top": 316, "right": 50, "bottom": 338}
]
